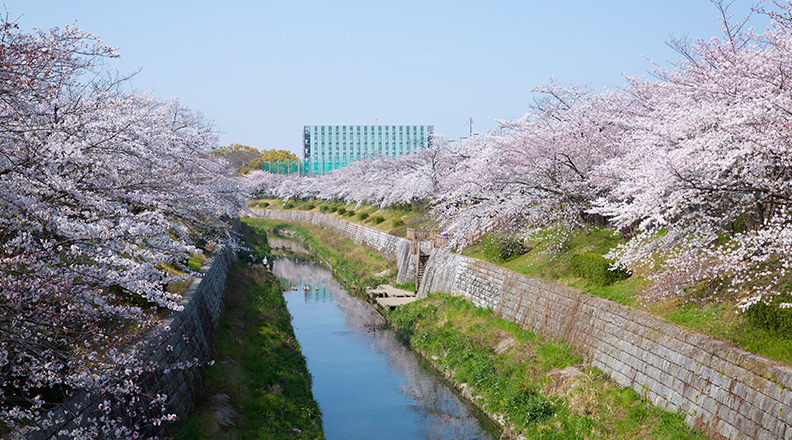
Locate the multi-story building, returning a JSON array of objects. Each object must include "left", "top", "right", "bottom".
[{"left": 303, "top": 124, "right": 434, "bottom": 175}]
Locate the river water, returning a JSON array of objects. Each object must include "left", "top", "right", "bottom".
[{"left": 272, "top": 257, "right": 497, "bottom": 440}]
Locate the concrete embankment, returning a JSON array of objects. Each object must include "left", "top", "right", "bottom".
[{"left": 253, "top": 209, "right": 792, "bottom": 440}]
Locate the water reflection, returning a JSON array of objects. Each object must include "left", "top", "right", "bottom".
[
  {"left": 273, "top": 257, "right": 497, "bottom": 440},
  {"left": 268, "top": 237, "right": 311, "bottom": 255}
]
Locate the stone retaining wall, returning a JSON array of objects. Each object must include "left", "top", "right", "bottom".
[
  {"left": 419, "top": 251, "right": 792, "bottom": 440},
  {"left": 249, "top": 208, "right": 415, "bottom": 284},
  {"left": 254, "top": 209, "right": 792, "bottom": 440},
  {"left": 32, "top": 221, "right": 240, "bottom": 439}
]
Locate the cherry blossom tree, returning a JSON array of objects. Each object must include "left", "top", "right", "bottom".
[
  {"left": 243, "top": 141, "right": 453, "bottom": 211},
  {"left": 431, "top": 81, "right": 630, "bottom": 248},
  {"left": 592, "top": 1, "right": 792, "bottom": 309},
  {"left": 0, "top": 20, "right": 244, "bottom": 437}
]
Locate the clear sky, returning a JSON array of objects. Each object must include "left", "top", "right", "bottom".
[{"left": 12, "top": 0, "right": 766, "bottom": 156}]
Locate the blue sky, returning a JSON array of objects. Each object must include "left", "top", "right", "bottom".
[{"left": 14, "top": 0, "right": 765, "bottom": 156}]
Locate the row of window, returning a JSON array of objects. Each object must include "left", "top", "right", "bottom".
[{"left": 305, "top": 126, "right": 431, "bottom": 141}]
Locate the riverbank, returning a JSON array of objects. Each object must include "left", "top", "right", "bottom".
[
  {"left": 252, "top": 212, "right": 714, "bottom": 439},
  {"left": 176, "top": 224, "right": 324, "bottom": 440},
  {"left": 387, "top": 292, "right": 708, "bottom": 439}
]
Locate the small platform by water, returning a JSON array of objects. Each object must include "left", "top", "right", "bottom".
[{"left": 367, "top": 284, "right": 418, "bottom": 311}]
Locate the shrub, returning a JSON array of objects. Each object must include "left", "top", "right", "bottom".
[
  {"left": 392, "top": 218, "right": 405, "bottom": 228},
  {"left": 482, "top": 233, "right": 530, "bottom": 262},
  {"left": 346, "top": 210, "right": 355, "bottom": 217},
  {"left": 283, "top": 202, "right": 294, "bottom": 209},
  {"left": 745, "top": 295, "right": 792, "bottom": 336},
  {"left": 337, "top": 207, "right": 346, "bottom": 215},
  {"left": 569, "top": 253, "right": 631, "bottom": 286},
  {"left": 329, "top": 206, "right": 338, "bottom": 213},
  {"left": 304, "top": 203, "right": 315, "bottom": 210},
  {"left": 357, "top": 212, "right": 369, "bottom": 221},
  {"left": 372, "top": 215, "right": 385, "bottom": 225},
  {"left": 320, "top": 205, "right": 329, "bottom": 212},
  {"left": 394, "top": 281, "right": 416, "bottom": 291},
  {"left": 258, "top": 202, "right": 269, "bottom": 208}
]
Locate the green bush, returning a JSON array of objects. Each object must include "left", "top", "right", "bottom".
[
  {"left": 346, "top": 210, "right": 356, "bottom": 217},
  {"left": 320, "top": 205, "right": 329, "bottom": 212},
  {"left": 357, "top": 212, "right": 369, "bottom": 221},
  {"left": 304, "top": 203, "right": 315, "bottom": 210},
  {"left": 392, "top": 218, "right": 405, "bottom": 228},
  {"left": 329, "top": 206, "right": 338, "bottom": 213},
  {"left": 394, "top": 281, "right": 416, "bottom": 291},
  {"left": 745, "top": 295, "right": 792, "bottom": 336},
  {"left": 257, "top": 202, "right": 269, "bottom": 208},
  {"left": 569, "top": 253, "right": 630, "bottom": 286},
  {"left": 337, "top": 207, "right": 346, "bottom": 215},
  {"left": 283, "top": 202, "right": 294, "bottom": 209},
  {"left": 482, "top": 233, "right": 530, "bottom": 262},
  {"left": 372, "top": 215, "right": 385, "bottom": 225}
]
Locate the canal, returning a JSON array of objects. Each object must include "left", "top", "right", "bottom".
[{"left": 272, "top": 256, "right": 498, "bottom": 440}]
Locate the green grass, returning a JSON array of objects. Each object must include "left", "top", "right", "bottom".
[
  {"left": 252, "top": 198, "right": 424, "bottom": 238},
  {"left": 176, "top": 224, "right": 323, "bottom": 440},
  {"left": 393, "top": 281, "right": 416, "bottom": 292},
  {"left": 387, "top": 293, "right": 709, "bottom": 439},
  {"left": 655, "top": 300, "right": 792, "bottom": 365},
  {"left": 161, "top": 252, "right": 209, "bottom": 298},
  {"left": 463, "top": 228, "right": 642, "bottom": 306}
]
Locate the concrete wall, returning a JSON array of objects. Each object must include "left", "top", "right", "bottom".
[
  {"left": 419, "top": 251, "right": 792, "bottom": 440},
  {"left": 32, "top": 221, "right": 240, "bottom": 439},
  {"left": 249, "top": 208, "right": 416, "bottom": 284},
  {"left": 255, "top": 209, "right": 792, "bottom": 440}
]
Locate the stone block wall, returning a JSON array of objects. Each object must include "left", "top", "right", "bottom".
[
  {"left": 250, "top": 209, "right": 415, "bottom": 284},
  {"left": 31, "top": 221, "right": 240, "bottom": 439},
  {"left": 418, "top": 251, "right": 792, "bottom": 440}
]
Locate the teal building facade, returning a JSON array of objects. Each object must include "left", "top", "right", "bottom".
[{"left": 303, "top": 124, "right": 434, "bottom": 175}]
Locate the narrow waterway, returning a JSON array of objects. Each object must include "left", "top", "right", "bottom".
[{"left": 272, "top": 257, "right": 498, "bottom": 440}]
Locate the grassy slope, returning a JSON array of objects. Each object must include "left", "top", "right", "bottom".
[
  {"left": 250, "top": 198, "right": 428, "bottom": 238},
  {"left": 387, "top": 293, "right": 709, "bottom": 440},
  {"left": 176, "top": 224, "right": 324, "bottom": 440}
]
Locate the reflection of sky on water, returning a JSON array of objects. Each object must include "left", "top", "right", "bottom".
[{"left": 273, "top": 257, "right": 496, "bottom": 440}]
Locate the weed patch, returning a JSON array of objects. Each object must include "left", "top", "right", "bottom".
[{"left": 176, "top": 223, "right": 322, "bottom": 439}]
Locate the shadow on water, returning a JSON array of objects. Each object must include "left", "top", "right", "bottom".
[{"left": 272, "top": 256, "right": 500, "bottom": 440}]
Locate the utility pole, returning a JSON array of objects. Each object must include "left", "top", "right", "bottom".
[{"left": 469, "top": 117, "right": 473, "bottom": 137}]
